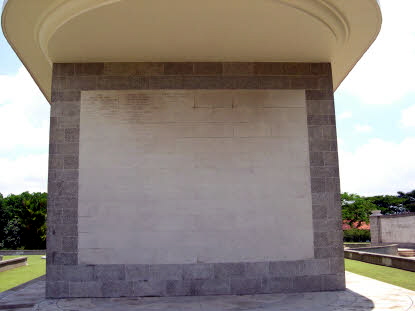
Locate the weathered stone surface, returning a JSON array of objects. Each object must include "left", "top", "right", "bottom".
[
  {"left": 94, "top": 265, "right": 125, "bottom": 281},
  {"left": 182, "top": 264, "right": 214, "bottom": 280},
  {"left": 47, "top": 62, "right": 343, "bottom": 298},
  {"left": 125, "top": 265, "right": 150, "bottom": 281}
]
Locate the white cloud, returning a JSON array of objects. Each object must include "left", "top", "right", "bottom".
[
  {"left": 338, "top": 111, "right": 352, "bottom": 120},
  {"left": 0, "top": 154, "right": 48, "bottom": 196},
  {"left": 0, "top": 66, "right": 49, "bottom": 195},
  {"left": 337, "top": 0, "right": 415, "bottom": 105},
  {"left": 339, "top": 137, "right": 415, "bottom": 196},
  {"left": 354, "top": 124, "right": 373, "bottom": 133},
  {"left": 400, "top": 105, "right": 415, "bottom": 127}
]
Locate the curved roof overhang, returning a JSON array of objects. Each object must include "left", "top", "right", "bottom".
[{"left": 1, "top": 0, "right": 381, "bottom": 103}]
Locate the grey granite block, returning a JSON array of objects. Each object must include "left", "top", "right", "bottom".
[
  {"left": 309, "top": 152, "right": 324, "bottom": 166},
  {"left": 133, "top": 280, "right": 166, "bottom": 296},
  {"left": 52, "top": 252, "right": 77, "bottom": 265},
  {"left": 315, "top": 247, "right": 343, "bottom": 259},
  {"left": 269, "top": 261, "right": 299, "bottom": 277},
  {"left": 230, "top": 278, "right": 262, "bottom": 295},
  {"left": 58, "top": 115, "right": 80, "bottom": 128},
  {"left": 69, "top": 281, "right": 103, "bottom": 297},
  {"left": 74, "top": 63, "right": 104, "bottom": 75},
  {"left": 310, "top": 63, "right": 331, "bottom": 75},
  {"left": 46, "top": 265, "right": 63, "bottom": 281},
  {"left": 63, "top": 155, "right": 79, "bottom": 169},
  {"left": 53, "top": 197, "right": 78, "bottom": 210},
  {"left": 136, "top": 63, "right": 164, "bottom": 75},
  {"left": 193, "top": 279, "right": 231, "bottom": 295},
  {"left": 50, "top": 224, "right": 78, "bottom": 237},
  {"left": 314, "top": 232, "right": 329, "bottom": 247},
  {"left": 292, "top": 275, "right": 323, "bottom": 292},
  {"left": 164, "top": 62, "right": 194, "bottom": 75},
  {"left": 97, "top": 76, "right": 136, "bottom": 89},
  {"left": 329, "top": 257, "right": 345, "bottom": 274},
  {"left": 326, "top": 177, "right": 340, "bottom": 192},
  {"left": 149, "top": 264, "right": 183, "bottom": 280},
  {"left": 290, "top": 76, "right": 319, "bottom": 89},
  {"left": 194, "top": 62, "right": 223, "bottom": 75},
  {"left": 64, "top": 128, "right": 79, "bottom": 143},
  {"left": 102, "top": 280, "right": 133, "bottom": 297},
  {"left": 62, "top": 237, "right": 77, "bottom": 251},
  {"left": 312, "top": 204, "right": 328, "bottom": 220},
  {"left": 62, "top": 265, "right": 94, "bottom": 282},
  {"left": 311, "top": 177, "right": 326, "bottom": 193},
  {"left": 51, "top": 90, "right": 81, "bottom": 102},
  {"left": 322, "top": 273, "right": 345, "bottom": 290},
  {"left": 214, "top": 263, "right": 245, "bottom": 279},
  {"left": 310, "top": 166, "right": 339, "bottom": 178},
  {"left": 223, "top": 62, "right": 254, "bottom": 75},
  {"left": 125, "top": 265, "right": 150, "bottom": 281},
  {"left": 149, "top": 76, "right": 184, "bottom": 89},
  {"left": 166, "top": 280, "right": 193, "bottom": 296},
  {"left": 46, "top": 235, "right": 62, "bottom": 253},
  {"left": 53, "top": 63, "right": 75, "bottom": 76},
  {"left": 66, "top": 76, "right": 97, "bottom": 90},
  {"left": 46, "top": 281, "right": 69, "bottom": 298},
  {"left": 49, "top": 155, "right": 64, "bottom": 169},
  {"left": 51, "top": 102, "right": 80, "bottom": 117},
  {"left": 183, "top": 264, "right": 213, "bottom": 280},
  {"left": 298, "top": 259, "right": 330, "bottom": 276},
  {"left": 94, "top": 265, "right": 125, "bottom": 281},
  {"left": 244, "top": 262, "right": 269, "bottom": 278},
  {"left": 55, "top": 143, "right": 79, "bottom": 156},
  {"left": 262, "top": 277, "right": 293, "bottom": 293},
  {"left": 305, "top": 90, "right": 334, "bottom": 100},
  {"left": 259, "top": 76, "right": 291, "bottom": 89}
]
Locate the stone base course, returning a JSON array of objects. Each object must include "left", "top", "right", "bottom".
[
  {"left": 46, "top": 260, "right": 345, "bottom": 298},
  {"left": 47, "top": 62, "right": 344, "bottom": 297},
  {"left": 0, "top": 256, "right": 28, "bottom": 272},
  {"left": 344, "top": 249, "right": 415, "bottom": 273}
]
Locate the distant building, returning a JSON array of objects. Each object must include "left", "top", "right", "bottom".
[
  {"left": 2, "top": 0, "right": 382, "bottom": 298},
  {"left": 342, "top": 221, "right": 370, "bottom": 230}
]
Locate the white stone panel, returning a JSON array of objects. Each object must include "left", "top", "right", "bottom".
[{"left": 78, "top": 90, "right": 314, "bottom": 264}]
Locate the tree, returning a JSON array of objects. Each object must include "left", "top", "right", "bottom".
[
  {"left": 15, "top": 192, "right": 47, "bottom": 249},
  {"left": 341, "top": 192, "right": 378, "bottom": 227},
  {"left": 397, "top": 190, "right": 415, "bottom": 213},
  {"left": 0, "top": 192, "right": 47, "bottom": 250},
  {"left": 366, "top": 195, "right": 406, "bottom": 215}
]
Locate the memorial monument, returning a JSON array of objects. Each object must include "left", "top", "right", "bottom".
[{"left": 1, "top": 0, "right": 382, "bottom": 297}]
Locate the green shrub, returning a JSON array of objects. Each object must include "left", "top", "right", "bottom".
[{"left": 343, "top": 229, "right": 371, "bottom": 242}]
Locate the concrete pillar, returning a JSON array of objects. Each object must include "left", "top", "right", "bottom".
[{"left": 370, "top": 210, "right": 382, "bottom": 245}]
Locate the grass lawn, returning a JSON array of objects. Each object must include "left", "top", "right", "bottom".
[
  {"left": 0, "top": 255, "right": 46, "bottom": 292},
  {"left": 345, "top": 258, "right": 415, "bottom": 291}
]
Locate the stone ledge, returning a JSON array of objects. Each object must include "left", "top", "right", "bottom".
[
  {"left": 0, "top": 256, "right": 27, "bottom": 272},
  {"left": 344, "top": 249, "right": 415, "bottom": 272},
  {"left": 0, "top": 250, "right": 45, "bottom": 255}
]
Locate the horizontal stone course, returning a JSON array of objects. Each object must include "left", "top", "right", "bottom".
[
  {"left": 50, "top": 274, "right": 345, "bottom": 297},
  {"left": 53, "top": 62, "right": 332, "bottom": 78},
  {"left": 50, "top": 76, "right": 338, "bottom": 91}
]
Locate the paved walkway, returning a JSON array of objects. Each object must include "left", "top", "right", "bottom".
[{"left": 1, "top": 272, "right": 414, "bottom": 310}]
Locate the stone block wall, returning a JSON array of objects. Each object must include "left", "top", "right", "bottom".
[
  {"left": 46, "top": 62, "right": 344, "bottom": 298},
  {"left": 370, "top": 213, "right": 415, "bottom": 248}
]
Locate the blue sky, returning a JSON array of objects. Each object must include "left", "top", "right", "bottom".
[{"left": 0, "top": 0, "right": 414, "bottom": 196}]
